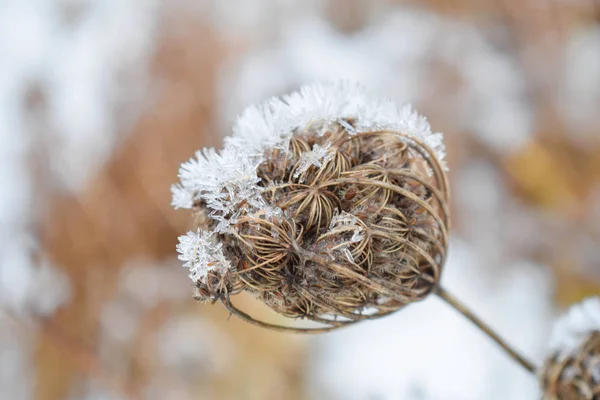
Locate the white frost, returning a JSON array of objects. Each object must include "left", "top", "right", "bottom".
[
  {"left": 548, "top": 296, "right": 600, "bottom": 359},
  {"left": 170, "top": 184, "right": 194, "bottom": 209},
  {"left": 226, "top": 81, "right": 447, "bottom": 169},
  {"left": 172, "top": 146, "right": 262, "bottom": 217},
  {"left": 294, "top": 142, "right": 335, "bottom": 179},
  {"left": 176, "top": 230, "right": 231, "bottom": 283},
  {"left": 173, "top": 82, "right": 447, "bottom": 214},
  {"left": 329, "top": 210, "right": 365, "bottom": 243}
]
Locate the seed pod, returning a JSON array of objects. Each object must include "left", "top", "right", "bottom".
[
  {"left": 172, "top": 82, "right": 450, "bottom": 331},
  {"left": 540, "top": 297, "right": 600, "bottom": 399}
]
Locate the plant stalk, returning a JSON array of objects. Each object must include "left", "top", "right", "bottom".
[{"left": 435, "top": 285, "right": 537, "bottom": 375}]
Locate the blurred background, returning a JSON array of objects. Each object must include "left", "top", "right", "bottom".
[{"left": 1, "top": 0, "right": 599, "bottom": 399}]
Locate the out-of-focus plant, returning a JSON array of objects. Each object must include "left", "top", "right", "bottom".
[{"left": 540, "top": 297, "right": 600, "bottom": 399}]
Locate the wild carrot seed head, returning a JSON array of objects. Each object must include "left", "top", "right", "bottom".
[{"left": 173, "top": 82, "right": 450, "bottom": 330}]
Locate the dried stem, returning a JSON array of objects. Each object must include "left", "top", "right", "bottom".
[{"left": 435, "top": 285, "right": 537, "bottom": 375}]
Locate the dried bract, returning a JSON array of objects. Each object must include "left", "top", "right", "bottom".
[{"left": 172, "top": 82, "right": 450, "bottom": 331}]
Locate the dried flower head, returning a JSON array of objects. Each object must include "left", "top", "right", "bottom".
[
  {"left": 540, "top": 297, "right": 600, "bottom": 399},
  {"left": 172, "top": 82, "right": 450, "bottom": 331}
]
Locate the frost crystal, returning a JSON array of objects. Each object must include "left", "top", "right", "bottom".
[
  {"left": 226, "top": 81, "right": 447, "bottom": 169},
  {"left": 330, "top": 210, "right": 363, "bottom": 229},
  {"left": 548, "top": 296, "right": 600, "bottom": 359},
  {"left": 294, "top": 142, "right": 335, "bottom": 179},
  {"left": 173, "top": 81, "right": 446, "bottom": 215},
  {"left": 342, "top": 248, "right": 355, "bottom": 263},
  {"left": 176, "top": 230, "right": 231, "bottom": 283},
  {"left": 172, "top": 146, "right": 262, "bottom": 221},
  {"left": 329, "top": 210, "right": 365, "bottom": 242},
  {"left": 351, "top": 230, "right": 364, "bottom": 243},
  {"left": 170, "top": 184, "right": 194, "bottom": 209}
]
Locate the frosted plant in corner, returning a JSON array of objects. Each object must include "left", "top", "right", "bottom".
[
  {"left": 172, "top": 82, "right": 538, "bottom": 381},
  {"left": 540, "top": 297, "right": 600, "bottom": 399}
]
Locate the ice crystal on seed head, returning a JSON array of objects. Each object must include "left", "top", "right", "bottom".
[
  {"left": 172, "top": 146, "right": 262, "bottom": 216},
  {"left": 172, "top": 81, "right": 447, "bottom": 213},
  {"left": 329, "top": 210, "right": 364, "bottom": 236},
  {"left": 351, "top": 230, "right": 364, "bottom": 243},
  {"left": 176, "top": 230, "right": 230, "bottom": 283},
  {"left": 548, "top": 296, "right": 600, "bottom": 359},
  {"left": 226, "top": 82, "right": 447, "bottom": 170},
  {"left": 328, "top": 210, "right": 366, "bottom": 247},
  {"left": 294, "top": 142, "right": 335, "bottom": 179},
  {"left": 170, "top": 184, "right": 194, "bottom": 209}
]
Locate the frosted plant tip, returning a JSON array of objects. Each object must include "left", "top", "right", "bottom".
[{"left": 171, "top": 81, "right": 450, "bottom": 331}]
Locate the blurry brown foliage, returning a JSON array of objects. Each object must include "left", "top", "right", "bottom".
[
  {"left": 34, "top": 9, "right": 305, "bottom": 400},
  {"left": 20, "top": 1, "right": 600, "bottom": 399}
]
